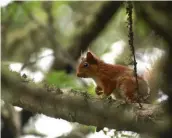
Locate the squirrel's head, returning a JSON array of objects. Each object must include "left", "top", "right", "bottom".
[{"left": 76, "top": 51, "right": 99, "bottom": 78}]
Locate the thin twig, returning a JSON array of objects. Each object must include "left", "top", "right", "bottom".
[{"left": 126, "top": 1, "right": 142, "bottom": 108}]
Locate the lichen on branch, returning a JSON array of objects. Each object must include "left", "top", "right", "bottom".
[{"left": 1, "top": 66, "right": 166, "bottom": 135}]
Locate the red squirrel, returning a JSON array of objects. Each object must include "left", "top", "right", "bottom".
[{"left": 76, "top": 51, "right": 150, "bottom": 103}]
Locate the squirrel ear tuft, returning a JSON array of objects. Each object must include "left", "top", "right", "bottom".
[
  {"left": 86, "top": 51, "right": 93, "bottom": 57},
  {"left": 86, "top": 51, "right": 97, "bottom": 64}
]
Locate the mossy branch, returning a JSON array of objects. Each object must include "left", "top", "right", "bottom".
[{"left": 1, "top": 67, "right": 166, "bottom": 135}]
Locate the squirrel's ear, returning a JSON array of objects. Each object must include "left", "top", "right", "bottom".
[{"left": 86, "top": 51, "right": 97, "bottom": 64}]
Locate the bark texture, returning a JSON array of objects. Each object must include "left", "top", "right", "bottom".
[{"left": 1, "top": 67, "right": 167, "bottom": 136}]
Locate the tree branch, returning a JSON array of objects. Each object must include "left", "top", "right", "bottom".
[
  {"left": 134, "top": 2, "right": 172, "bottom": 46},
  {"left": 68, "top": 1, "right": 122, "bottom": 60},
  {"left": 52, "top": 1, "right": 122, "bottom": 70},
  {"left": 1, "top": 67, "right": 167, "bottom": 135}
]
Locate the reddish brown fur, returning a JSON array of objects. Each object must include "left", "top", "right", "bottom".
[{"left": 76, "top": 51, "right": 149, "bottom": 103}]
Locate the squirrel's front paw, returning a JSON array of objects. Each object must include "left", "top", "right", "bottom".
[{"left": 95, "top": 86, "right": 103, "bottom": 95}]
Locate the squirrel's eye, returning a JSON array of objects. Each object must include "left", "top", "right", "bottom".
[{"left": 83, "top": 62, "right": 89, "bottom": 68}]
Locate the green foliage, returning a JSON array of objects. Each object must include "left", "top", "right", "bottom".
[
  {"left": 23, "top": 1, "right": 47, "bottom": 24},
  {"left": 135, "top": 19, "right": 150, "bottom": 38},
  {"left": 83, "top": 125, "right": 96, "bottom": 133},
  {"left": 52, "top": 1, "right": 69, "bottom": 17},
  {"left": 87, "top": 82, "right": 96, "bottom": 95},
  {"left": 45, "top": 71, "right": 79, "bottom": 88},
  {"left": 45, "top": 70, "right": 97, "bottom": 95}
]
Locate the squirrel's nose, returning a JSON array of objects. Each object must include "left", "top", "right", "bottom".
[
  {"left": 76, "top": 72, "right": 84, "bottom": 77},
  {"left": 76, "top": 72, "right": 81, "bottom": 77}
]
